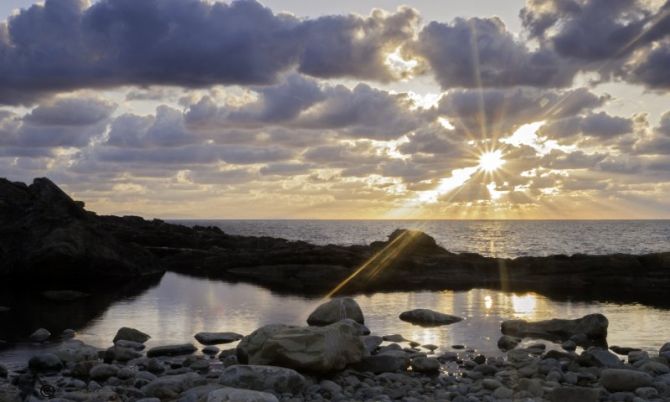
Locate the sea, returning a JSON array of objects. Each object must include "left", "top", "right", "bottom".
[{"left": 1, "top": 220, "right": 669, "bottom": 369}]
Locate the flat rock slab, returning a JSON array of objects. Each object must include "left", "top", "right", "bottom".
[
  {"left": 147, "top": 343, "right": 197, "bottom": 357},
  {"left": 194, "top": 332, "right": 243, "bottom": 345},
  {"left": 399, "top": 309, "right": 463, "bottom": 326}
]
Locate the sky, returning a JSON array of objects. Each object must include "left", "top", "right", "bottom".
[{"left": 1, "top": 0, "right": 670, "bottom": 219}]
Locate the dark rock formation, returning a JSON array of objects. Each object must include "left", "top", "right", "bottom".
[
  {"left": 0, "top": 178, "right": 161, "bottom": 281},
  {"left": 501, "top": 314, "right": 608, "bottom": 346}
]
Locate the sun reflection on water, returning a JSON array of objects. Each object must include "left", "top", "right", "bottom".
[{"left": 511, "top": 294, "right": 538, "bottom": 316}]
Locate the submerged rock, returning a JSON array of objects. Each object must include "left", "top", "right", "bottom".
[
  {"left": 306, "top": 297, "right": 364, "bottom": 326},
  {"left": 237, "top": 321, "right": 365, "bottom": 373},
  {"left": 218, "top": 365, "right": 306, "bottom": 393},
  {"left": 501, "top": 313, "right": 608, "bottom": 344},
  {"left": 114, "top": 327, "right": 151, "bottom": 344},
  {"left": 195, "top": 332, "right": 243, "bottom": 345},
  {"left": 398, "top": 309, "right": 463, "bottom": 326}
]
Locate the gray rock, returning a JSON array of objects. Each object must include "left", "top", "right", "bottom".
[
  {"left": 600, "top": 369, "right": 653, "bottom": 392},
  {"left": 635, "top": 386, "right": 659, "bottom": 399},
  {"left": 89, "top": 364, "right": 119, "bottom": 381},
  {"left": 497, "top": 335, "right": 521, "bottom": 351},
  {"left": 28, "top": 353, "right": 63, "bottom": 373},
  {"left": 178, "top": 384, "right": 224, "bottom": 402},
  {"left": 106, "top": 346, "right": 143, "bottom": 362},
  {"left": 319, "top": 380, "right": 342, "bottom": 395},
  {"left": 53, "top": 340, "right": 99, "bottom": 363},
  {"left": 29, "top": 328, "right": 51, "bottom": 342},
  {"left": 195, "top": 332, "right": 243, "bottom": 345},
  {"left": 578, "top": 347, "right": 622, "bottom": 368},
  {"left": 113, "top": 327, "right": 151, "bottom": 344},
  {"left": 562, "top": 340, "right": 577, "bottom": 352},
  {"left": 410, "top": 357, "right": 440, "bottom": 373},
  {"left": 660, "top": 342, "right": 670, "bottom": 354},
  {"left": 398, "top": 309, "right": 463, "bottom": 326},
  {"left": 61, "top": 329, "right": 76, "bottom": 339},
  {"left": 207, "top": 387, "right": 279, "bottom": 402},
  {"left": 547, "top": 386, "right": 599, "bottom": 402},
  {"left": 203, "top": 346, "right": 220, "bottom": 356},
  {"left": 147, "top": 343, "right": 197, "bottom": 357},
  {"left": 628, "top": 350, "right": 650, "bottom": 364},
  {"left": 382, "top": 334, "right": 407, "bottom": 343},
  {"left": 611, "top": 346, "right": 641, "bottom": 355},
  {"left": 306, "top": 297, "right": 364, "bottom": 326},
  {"left": 0, "top": 384, "right": 22, "bottom": 402},
  {"left": 219, "top": 365, "right": 305, "bottom": 394},
  {"left": 339, "top": 318, "right": 370, "bottom": 335},
  {"left": 501, "top": 313, "right": 608, "bottom": 344},
  {"left": 237, "top": 321, "right": 365, "bottom": 373},
  {"left": 422, "top": 344, "right": 438, "bottom": 352},
  {"left": 639, "top": 360, "right": 669, "bottom": 375}
]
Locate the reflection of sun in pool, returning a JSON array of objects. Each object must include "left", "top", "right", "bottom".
[
  {"left": 484, "top": 295, "right": 493, "bottom": 310},
  {"left": 478, "top": 150, "right": 505, "bottom": 172},
  {"left": 512, "top": 294, "right": 537, "bottom": 315}
]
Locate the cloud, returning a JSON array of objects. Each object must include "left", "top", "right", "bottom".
[
  {"left": 409, "top": 17, "right": 577, "bottom": 89},
  {"left": 0, "top": 0, "right": 419, "bottom": 104}
]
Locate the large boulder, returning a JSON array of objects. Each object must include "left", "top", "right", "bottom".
[
  {"left": 398, "top": 309, "right": 463, "bottom": 326},
  {"left": 307, "top": 298, "right": 364, "bottom": 326},
  {"left": 218, "top": 365, "right": 306, "bottom": 394},
  {"left": 501, "top": 313, "right": 608, "bottom": 344},
  {"left": 237, "top": 321, "right": 366, "bottom": 373},
  {"left": 599, "top": 369, "right": 653, "bottom": 392}
]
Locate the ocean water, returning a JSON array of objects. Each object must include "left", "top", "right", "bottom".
[{"left": 175, "top": 219, "right": 670, "bottom": 258}]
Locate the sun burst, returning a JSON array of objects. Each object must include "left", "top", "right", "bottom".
[{"left": 478, "top": 150, "right": 505, "bottom": 173}]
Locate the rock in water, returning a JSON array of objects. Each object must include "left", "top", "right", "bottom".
[
  {"left": 500, "top": 313, "right": 608, "bottom": 344},
  {"left": 195, "top": 332, "right": 243, "bottom": 345},
  {"left": 29, "top": 328, "right": 51, "bottom": 342},
  {"left": 207, "top": 387, "right": 279, "bottom": 402},
  {"left": 218, "top": 365, "right": 306, "bottom": 393},
  {"left": 411, "top": 357, "right": 441, "bottom": 373},
  {"left": 306, "top": 297, "right": 364, "bottom": 326},
  {"left": 497, "top": 335, "right": 521, "bottom": 351},
  {"left": 237, "top": 321, "right": 366, "bottom": 373},
  {"left": 398, "top": 309, "right": 463, "bottom": 326},
  {"left": 599, "top": 368, "right": 653, "bottom": 392},
  {"left": 147, "top": 343, "right": 197, "bottom": 357},
  {"left": 113, "top": 327, "right": 151, "bottom": 344}
]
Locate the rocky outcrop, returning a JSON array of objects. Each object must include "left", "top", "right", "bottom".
[
  {"left": 237, "top": 321, "right": 366, "bottom": 373},
  {"left": 501, "top": 313, "right": 608, "bottom": 345},
  {"left": 0, "top": 178, "right": 161, "bottom": 281}
]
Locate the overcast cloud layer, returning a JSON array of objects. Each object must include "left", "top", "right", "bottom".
[{"left": 1, "top": 0, "right": 669, "bottom": 218}]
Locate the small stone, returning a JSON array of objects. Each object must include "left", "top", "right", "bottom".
[
  {"left": 410, "top": 357, "right": 440, "bottom": 373},
  {"left": 473, "top": 354, "right": 486, "bottom": 364},
  {"left": 61, "top": 329, "right": 76, "bottom": 339},
  {"left": 203, "top": 345, "right": 220, "bottom": 356},
  {"left": 89, "top": 364, "right": 119, "bottom": 381},
  {"left": 482, "top": 379, "right": 502, "bottom": 390},
  {"left": 635, "top": 386, "right": 659, "bottom": 399},
  {"left": 452, "top": 345, "right": 465, "bottom": 349},
  {"left": 562, "top": 340, "right": 577, "bottom": 352},
  {"left": 114, "top": 339, "right": 145, "bottom": 350},
  {"left": 422, "top": 344, "right": 438, "bottom": 352},
  {"left": 611, "top": 346, "right": 641, "bottom": 355},
  {"left": 307, "top": 297, "right": 364, "bottom": 326},
  {"left": 382, "top": 334, "right": 407, "bottom": 343},
  {"left": 113, "top": 327, "right": 150, "bottom": 343},
  {"left": 497, "top": 335, "right": 521, "bottom": 351},
  {"left": 319, "top": 380, "right": 342, "bottom": 395},
  {"left": 29, "top": 328, "right": 51, "bottom": 342}
]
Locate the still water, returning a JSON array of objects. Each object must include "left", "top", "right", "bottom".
[
  {"left": 176, "top": 220, "right": 670, "bottom": 258},
  {"left": 2, "top": 272, "right": 669, "bottom": 370}
]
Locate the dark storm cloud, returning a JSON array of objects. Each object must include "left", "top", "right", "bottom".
[
  {"left": 0, "top": 0, "right": 417, "bottom": 105},
  {"left": 409, "top": 17, "right": 577, "bottom": 89},
  {"left": 629, "top": 40, "right": 670, "bottom": 89},
  {"left": 25, "top": 97, "right": 116, "bottom": 126},
  {"left": 107, "top": 106, "right": 195, "bottom": 148}
]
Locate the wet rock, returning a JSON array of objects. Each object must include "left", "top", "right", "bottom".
[
  {"left": 306, "top": 297, "right": 364, "bottom": 326},
  {"left": 578, "top": 347, "right": 622, "bottom": 368},
  {"left": 382, "top": 334, "right": 407, "bottom": 343},
  {"left": 114, "top": 339, "right": 145, "bottom": 350},
  {"left": 54, "top": 340, "right": 100, "bottom": 364},
  {"left": 398, "top": 309, "right": 463, "bottom": 326},
  {"left": 422, "top": 344, "right": 438, "bottom": 352},
  {"left": 106, "top": 346, "right": 143, "bottom": 362},
  {"left": 218, "top": 365, "right": 306, "bottom": 394},
  {"left": 203, "top": 345, "right": 220, "bottom": 356},
  {"left": 147, "top": 343, "right": 197, "bottom": 357},
  {"left": 599, "top": 368, "right": 653, "bottom": 392},
  {"left": 501, "top": 314, "right": 608, "bottom": 344},
  {"left": 497, "top": 335, "right": 521, "bottom": 351},
  {"left": 194, "top": 332, "right": 243, "bottom": 345},
  {"left": 29, "top": 328, "right": 51, "bottom": 343},
  {"left": 28, "top": 353, "right": 63, "bottom": 373},
  {"left": 207, "top": 387, "right": 279, "bottom": 402},
  {"left": 362, "top": 336, "right": 383, "bottom": 353},
  {"left": 611, "top": 346, "right": 641, "bottom": 355},
  {"left": 237, "top": 321, "right": 365, "bottom": 373},
  {"left": 547, "top": 386, "right": 600, "bottom": 402},
  {"left": 410, "top": 357, "right": 440, "bottom": 373},
  {"left": 562, "top": 340, "right": 577, "bottom": 352},
  {"left": 340, "top": 318, "right": 370, "bottom": 335},
  {"left": 113, "top": 327, "right": 151, "bottom": 344}
]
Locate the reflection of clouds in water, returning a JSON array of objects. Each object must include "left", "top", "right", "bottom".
[{"left": 73, "top": 273, "right": 670, "bottom": 355}]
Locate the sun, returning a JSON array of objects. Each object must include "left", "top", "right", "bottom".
[{"left": 479, "top": 150, "right": 505, "bottom": 172}]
